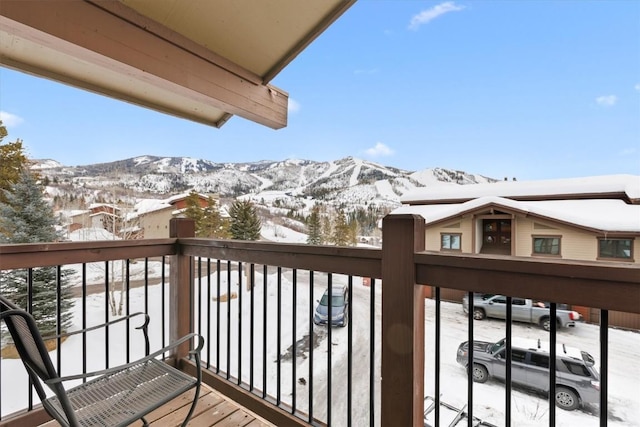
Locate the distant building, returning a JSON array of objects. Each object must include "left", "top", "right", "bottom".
[
  {"left": 128, "top": 192, "right": 225, "bottom": 239},
  {"left": 60, "top": 193, "right": 225, "bottom": 239},
  {"left": 395, "top": 174, "right": 640, "bottom": 328}
]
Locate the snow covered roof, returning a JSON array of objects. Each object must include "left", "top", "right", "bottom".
[
  {"left": 401, "top": 174, "right": 640, "bottom": 205},
  {"left": 88, "top": 203, "right": 121, "bottom": 210},
  {"left": 165, "top": 192, "right": 211, "bottom": 204},
  {"left": 392, "top": 196, "right": 640, "bottom": 234}
]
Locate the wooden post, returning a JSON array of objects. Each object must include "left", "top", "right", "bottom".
[
  {"left": 169, "top": 218, "right": 195, "bottom": 360},
  {"left": 381, "top": 214, "right": 426, "bottom": 427}
]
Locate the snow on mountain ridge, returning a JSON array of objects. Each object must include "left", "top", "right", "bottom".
[
  {"left": 33, "top": 156, "right": 496, "bottom": 211},
  {"left": 30, "top": 159, "right": 63, "bottom": 169}
]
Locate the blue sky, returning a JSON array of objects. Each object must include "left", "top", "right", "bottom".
[{"left": 1, "top": 1, "right": 638, "bottom": 181}]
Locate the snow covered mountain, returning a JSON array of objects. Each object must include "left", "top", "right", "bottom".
[{"left": 34, "top": 155, "right": 496, "bottom": 209}]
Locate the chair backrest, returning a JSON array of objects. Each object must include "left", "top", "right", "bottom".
[{"left": 0, "top": 295, "right": 63, "bottom": 402}]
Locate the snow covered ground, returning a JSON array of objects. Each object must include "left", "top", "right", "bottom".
[{"left": 2, "top": 269, "right": 639, "bottom": 426}]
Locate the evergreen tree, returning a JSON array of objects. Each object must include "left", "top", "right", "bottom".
[
  {"left": 0, "top": 170, "right": 75, "bottom": 337},
  {"left": 229, "top": 199, "right": 261, "bottom": 240},
  {"left": 0, "top": 121, "right": 29, "bottom": 204},
  {"left": 200, "top": 196, "right": 229, "bottom": 238},
  {"left": 183, "top": 190, "right": 204, "bottom": 229},
  {"left": 347, "top": 217, "right": 358, "bottom": 246},
  {"left": 330, "top": 209, "right": 351, "bottom": 246},
  {"left": 306, "top": 204, "right": 323, "bottom": 245},
  {"left": 321, "top": 215, "right": 332, "bottom": 244}
]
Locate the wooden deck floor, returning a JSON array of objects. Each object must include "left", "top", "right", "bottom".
[{"left": 40, "top": 385, "right": 275, "bottom": 427}]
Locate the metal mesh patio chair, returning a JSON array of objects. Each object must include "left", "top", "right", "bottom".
[{"left": 0, "top": 295, "right": 204, "bottom": 427}]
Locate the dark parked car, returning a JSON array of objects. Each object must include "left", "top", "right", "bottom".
[
  {"left": 456, "top": 337, "right": 600, "bottom": 411},
  {"left": 314, "top": 285, "right": 349, "bottom": 327}
]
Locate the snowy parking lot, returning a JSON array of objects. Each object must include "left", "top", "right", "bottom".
[{"left": 421, "top": 297, "right": 640, "bottom": 427}]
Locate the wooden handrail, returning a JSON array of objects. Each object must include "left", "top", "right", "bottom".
[{"left": 415, "top": 251, "right": 640, "bottom": 313}]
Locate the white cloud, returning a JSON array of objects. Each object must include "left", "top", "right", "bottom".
[
  {"left": 0, "top": 111, "right": 24, "bottom": 127},
  {"left": 365, "top": 142, "right": 394, "bottom": 157},
  {"left": 288, "top": 98, "right": 301, "bottom": 114},
  {"left": 595, "top": 95, "right": 617, "bottom": 107},
  {"left": 409, "top": 2, "right": 465, "bottom": 30},
  {"left": 635, "top": 83, "right": 640, "bottom": 92},
  {"left": 618, "top": 147, "right": 637, "bottom": 156}
]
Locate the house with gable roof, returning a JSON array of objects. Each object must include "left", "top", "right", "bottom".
[
  {"left": 395, "top": 174, "right": 640, "bottom": 328},
  {"left": 129, "top": 192, "right": 227, "bottom": 239}
]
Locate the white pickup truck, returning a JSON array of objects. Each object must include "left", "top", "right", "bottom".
[{"left": 462, "top": 294, "right": 581, "bottom": 330}]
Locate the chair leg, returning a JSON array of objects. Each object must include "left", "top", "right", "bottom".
[
  {"left": 180, "top": 383, "right": 202, "bottom": 427},
  {"left": 141, "top": 416, "right": 150, "bottom": 427}
]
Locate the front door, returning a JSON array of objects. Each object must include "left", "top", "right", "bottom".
[{"left": 481, "top": 219, "right": 512, "bottom": 255}]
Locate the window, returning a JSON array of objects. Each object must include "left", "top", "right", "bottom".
[
  {"left": 533, "top": 236, "right": 561, "bottom": 256},
  {"left": 529, "top": 353, "right": 549, "bottom": 369},
  {"left": 562, "top": 360, "right": 591, "bottom": 377},
  {"left": 512, "top": 349, "right": 527, "bottom": 363},
  {"left": 598, "top": 238, "right": 633, "bottom": 260},
  {"left": 441, "top": 233, "right": 461, "bottom": 251}
]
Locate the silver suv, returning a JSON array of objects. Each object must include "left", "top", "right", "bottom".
[{"left": 456, "top": 337, "right": 600, "bottom": 410}]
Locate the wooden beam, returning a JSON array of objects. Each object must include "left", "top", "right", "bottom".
[
  {"left": 169, "top": 218, "right": 196, "bottom": 360},
  {"left": 415, "top": 251, "right": 640, "bottom": 314},
  {"left": 0, "top": 239, "right": 176, "bottom": 270},
  {"left": 381, "top": 214, "right": 426, "bottom": 427},
  {"left": 0, "top": 0, "right": 288, "bottom": 129}
]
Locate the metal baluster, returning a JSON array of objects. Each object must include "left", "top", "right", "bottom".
[
  {"left": 250, "top": 263, "right": 255, "bottom": 391},
  {"left": 347, "top": 275, "right": 353, "bottom": 427},
  {"left": 309, "top": 271, "right": 315, "bottom": 423},
  {"left": 126, "top": 260, "right": 131, "bottom": 363},
  {"left": 263, "top": 265, "right": 268, "bottom": 399},
  {"left": 82, "top": 264, "right": 87, "bottom": 382},
  {"left": 506, "top": 296, "right": 512, "bottom": 426},
  {"left": 327, "top": 273, "right": 332, "bottom": 426},
  {"left": 238, "top": 261, "right": 243, "bottom": 385},
  {"left": 292, "top": 268, "right": 298, "bottom": 414},
  {"left": 104, "top": 261, "right": 109, "bottom": 369},
  {"left": 600, "top": 309, "right": 609, "bottom": 427},
  {"left": 435, "top": 286, "right": 441, "bottom": 427},
  {"left": 369, "top": 278, "right": 375, "bottom": 427},
  {"left": 550, "top": 303, "right": 557, "bottom": 427},
  {"left": 206, "top": 259, "right": 211, "bottom": 370},
  {"left": 161, "top": 256, "right": 166, "bottom": 357},
  {"left": 467, "top": 291, "right": 474, "bottom": 427},
  {"left": 277, "top": 267, "right": 282, "bottom": 405},
  {"left": 216, "top": 259, "right": 221, "bottom": 374},
  {"left": 226, "top": 260, "right": 231, "bottom": 380}
]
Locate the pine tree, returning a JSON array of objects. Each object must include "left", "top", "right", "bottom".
[
  {"left": 306, "top": 204, "right": 323, "bottom": 245},
  {"left": 183, "top": 190, "right": 204, "bottom": 230},
  {"left": 0, "top": 170, "right": 75, "bottom": 338},
  {"left": 321, "top": 215, "right": 332, "bottom": 244},
  {"left": 347, "top": 217, "right": 358, "bottom": 246},
  {"left": 0, "top": 121, "right": 29, "bottom": 204},
  {"left": 229, "top": 199, "right": 261, "bottom": 240},
  {"left": 330, "top": 209, "right": 351, "bottom": 246},
  {"left": 200, "top": 196, "right": 229, "bottom": 238}
]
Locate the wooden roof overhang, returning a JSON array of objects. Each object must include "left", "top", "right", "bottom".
[{"left": 0, "top": 0, "right": 355, "bottom": 129}]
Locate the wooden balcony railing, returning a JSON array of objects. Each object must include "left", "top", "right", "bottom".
[{"left": 0, "top": 216, "right": 638, "bottom": 427}]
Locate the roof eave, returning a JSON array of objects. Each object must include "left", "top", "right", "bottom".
[{"left": 0, "top": 1, "right": 290, "bottom": 129}]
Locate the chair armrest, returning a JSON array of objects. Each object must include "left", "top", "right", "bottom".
[
  {"left": 44, "top": 333, "right": 204, "bottom": 385},
  {"left": 41, "top": 312, "right": 150, "bottom": 340}
]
